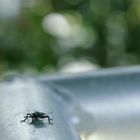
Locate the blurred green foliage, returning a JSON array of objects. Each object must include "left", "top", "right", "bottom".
[{"left": 0, "top": 0, "right": 140, "bottom": 73}]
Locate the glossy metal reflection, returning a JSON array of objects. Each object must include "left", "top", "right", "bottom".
[{"left": 0, "top": 78, "right": 80, "bottom": 140}]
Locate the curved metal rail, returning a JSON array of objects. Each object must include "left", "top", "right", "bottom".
[{"left": 0, "top": 79, "right": 80, "bottom": 140}]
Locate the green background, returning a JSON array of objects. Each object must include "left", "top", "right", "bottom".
[{"left": 0, "top": 0, "right": 140, "bottom": 73}]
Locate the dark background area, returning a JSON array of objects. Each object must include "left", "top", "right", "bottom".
[{"left": 0, "top": 0, "right": 140, "bottom": 73}]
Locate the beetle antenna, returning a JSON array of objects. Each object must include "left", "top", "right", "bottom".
[{"left": 48, "top": 111, "right": 53, "bottom": 114}]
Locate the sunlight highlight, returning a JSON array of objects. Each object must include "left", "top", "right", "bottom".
[
  {"left": 87, "top": 134, "right": 100, "bottom": 140},
  {"left": 81, "top": 133, "right": 100, "bottom": 140}
]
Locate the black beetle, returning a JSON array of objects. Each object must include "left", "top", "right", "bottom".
[{"left": 20, "top": 111, "right": 53, "bottom": 125}]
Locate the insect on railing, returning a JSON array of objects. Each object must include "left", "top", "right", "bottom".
[{"left": 0, "top": 78, "right": 81, "bottom": 140}]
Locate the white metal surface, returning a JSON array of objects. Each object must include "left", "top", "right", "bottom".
[
  {"left": 41, "top": 66, "right": 140, "bottom": 140},
  {"left": 0, "top": 78, "right": 80, "bottom": 140}
]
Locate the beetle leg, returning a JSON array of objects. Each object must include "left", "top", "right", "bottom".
[
  {"left": 45, "top": 116, "right": 53, "bottom": 125},
  {"left": 31, "top": 118, "right": 34, "bottom": 122},
  {"left": 20, "top": 113, "right": 31, "bottom": 122},
  {"left": 20, "top": 115, "right": 28, "bottom": 122}
]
